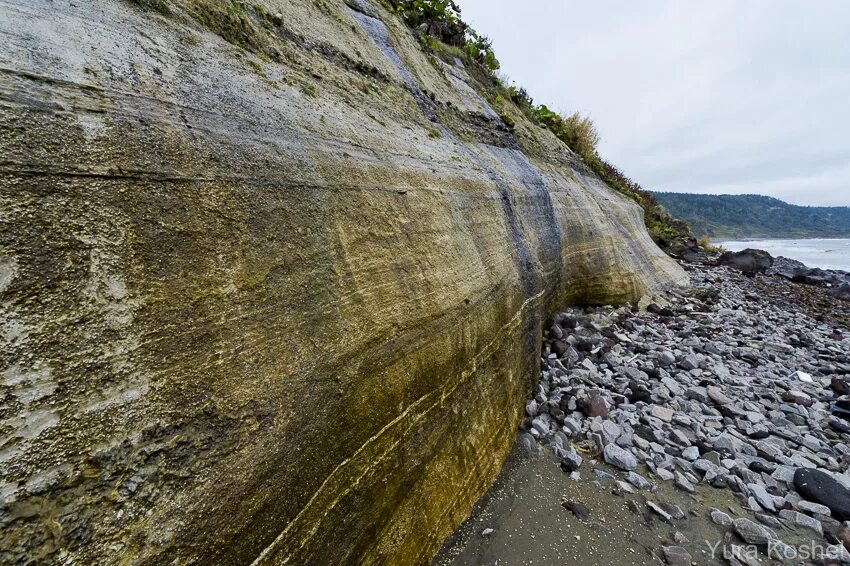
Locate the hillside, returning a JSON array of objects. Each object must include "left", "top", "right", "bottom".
[
  {"left": 653, "top": 192, "right": 850, "bottom": 240},
  {"left": 0, "top": 1, "right": 687, "bottom": 564}
]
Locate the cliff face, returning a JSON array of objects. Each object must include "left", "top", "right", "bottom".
[{"left": 0, "top": 0, "right": 687, "bottom": 564}]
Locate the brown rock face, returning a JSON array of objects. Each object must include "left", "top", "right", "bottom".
[{"left": 0, "top": 0, "right": 686, "bottom": 564}]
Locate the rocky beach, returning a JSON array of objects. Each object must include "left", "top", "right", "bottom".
[{"left": 436, "top": 257, "right": 850, "bottom": 565}]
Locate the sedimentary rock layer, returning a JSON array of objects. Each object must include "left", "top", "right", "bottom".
[{"left": 0, "top": 0, "right": 686, "bottom": 563}]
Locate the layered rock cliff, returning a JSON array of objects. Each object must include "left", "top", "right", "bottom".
[{"left": 0, "top": 0, "right": 687, "bottom": 564}]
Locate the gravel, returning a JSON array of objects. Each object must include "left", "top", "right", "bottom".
[{"left": 522, "top": 262, "right": 850, "bottom": 562}]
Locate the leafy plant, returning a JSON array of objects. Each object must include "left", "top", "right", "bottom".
[
  {"left": 389, "top": 0, "right": 500, "bottom": 72},
  {"left": 464, "top": 30, "right": 499, "bottom": 71},
  {"left": 697, "top": 235, "right": 725, "bottom": 254}
]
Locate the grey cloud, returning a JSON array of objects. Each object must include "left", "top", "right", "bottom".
[{"left": 458, "top": 0, "right": 850, "bottom": 206}]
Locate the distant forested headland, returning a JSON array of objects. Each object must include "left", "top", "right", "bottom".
[{"left": 651, "top": 192, "right": 850, "bottom": 240}]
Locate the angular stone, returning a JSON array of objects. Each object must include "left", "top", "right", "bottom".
[
  {"left": 771, "top": 466, "right": 796, "bottom": 484},
  {"left": 670, "top": 430, "right": 690, "bottom": 447},
  {"left": 748, "top": 483, "right": 776, "bottom": 513},
  {"left": 685, "top": 386, "right": 708, "bottom": 403},
  {"left": 600, "top": 420, "right": 622, "bottom": 446},
  {"left": 756, "top": 514, "right": 782, "bottom": 529},
  {"left": 626, "top": 471, "right": 651, "bottom": 490},
  {"left": 661, "top": 376, "right": 684, "bottom": 397},
  {"left": 656, "top": 468, "right": 675, "bottom": 481},
  {"left": 563, "top": 417, "right": 582, "bottom": 436},
  {"left": 557, "top": 446, "right": 583, "bottom": 473},
  {"left": 658, "top": 351, "right": 676, "bottom": 368},
  {"left": 647, "top": 501, "right": 672, "bottom": 522},
  {"left": 779, "top": 509, "right": 823, "bottom": 535},
  {"left": 826, "top": 544, "right": 850, "bottom": 564},
  {"left": 733, "top": 517, "right": 773, "bottom": 545},
  {"left": 578, "top": 394, "right": 609, "bottom": 418},
  {"left": 792, "top": 371, "right": 814, "bottom": 383},
  {"left": 713, "top": 433, "right": 740, "bottom": 456},
  {"left": 531, "top": 417, "right": 550, "bottom": 436},
  {"left": 604, "top": 444, "right": 637, "bottom": 471},
  {"left": 661, "top": 545, "right": 691, "bottom": 566},
  {"left": 767, "top": 540, "right": 796, "bottom": 560},
  {"left": 563, "top": 500, "right": 592, "bottom": 522},
  {"left": 710, "top": 509, "right": 733, "bottom": 527},
  {"left": 674, "top": 472, "right": 695, "bottom": 493},
  {"left": 681, "top": 446, "right": 699, "bottom": 461},
  {"left": 707, "top": 386, "right": 732, "bottom": 406},
  {"left": 679, "top": 355, "right": 699, "bottom": 371},
  {"left": 797, "top": 500, "right": 831, "bottom": 517},
  {"left": 781, "top": 390, "right": 813, "bottom": 407},
  {"left": 703, "top": 451, "right": 723, "bottom": 466},
  {"left": 661, "top": 502, "right": 686, "bottom": 520},
  {"left": 650, "top": 405, "right": 675, "bottom": 423}
]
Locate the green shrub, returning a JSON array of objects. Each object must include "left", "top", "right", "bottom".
[
  {"left": 389, "top": 0, "right": 500, "bottom": 72},
  {"left": 531, "top": 107, "right": 599, "bottom": 158},
  {"left": 464, "top": 29, "right": 499, "bottom": 72}
]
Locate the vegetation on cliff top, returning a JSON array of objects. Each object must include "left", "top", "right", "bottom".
[
  {"left": 652, "top": 192, "right": 850, "bottom": 240},
  {"left": 507, "top": 90, "right": 691, "bottom": 247},
  {"left": 387, "top": 0, "right": 500, "bottom": 72},
  {"left": 390, "top": 0, "right": 692, "bottom": 248}
]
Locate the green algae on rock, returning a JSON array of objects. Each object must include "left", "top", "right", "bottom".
[{"left": 0, "top": 0, "right": 687, "bottom": 564}]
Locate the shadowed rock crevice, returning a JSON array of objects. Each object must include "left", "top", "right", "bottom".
[{"left": 0, "top": 0, "right": 686, "bottom": 564}]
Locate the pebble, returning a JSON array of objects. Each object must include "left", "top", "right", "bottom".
[
  {"left": 563, "top": 500, "right": 591, "bottom": 522},
  {"left": 626, "top": 471, "right": 650, "bottom": 490},
  {"left": 525, "top": 262, "right": 850, "bottom": 558},
  {"left": 661, "top": 545, "right": 691, "bottom": 566},
  {"left": 796, "top": 500, "right": 831, "bottom": 517},
  {"left": 747, "top": 483, "right": 776, "bottom": 513},
  {"left": 779, "top": 509, "right": 823, "bottom": 535},
  {"left": 681, "top": 446, "right": 699, "bottom": 461},
  {"left": 647, "top": 501, "right": 673, "bottom": 522},
  {"left": 710, "top": 508, "right": 733, "bottom": 527},
  {"left": 673, "top": 472, "right": 695, "bottom": 493},
  {"left": 733, "top": 517, "right": 773, "bottom": 545},
  {"left": 603, "top": 444, "right": 636, "bottom": 472},
  {"left": 557, "top": 446, "right": 583, "bottom": 473}
]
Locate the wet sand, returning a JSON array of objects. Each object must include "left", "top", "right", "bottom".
[{"left": 434, "top": 437, "right": 830, "bottom": 565}]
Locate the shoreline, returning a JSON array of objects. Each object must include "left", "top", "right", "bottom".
[
  {"left": 716, "top": 237, "right": 850, "bottom": 241},
  {"left": 715, "top": 239, "right": 850, "bottom": 273},
  {"left": 435, "top": 261, "right": 850, "bottom": 565}
]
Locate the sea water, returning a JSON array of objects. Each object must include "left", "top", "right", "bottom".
[{"left": 719, "top": 238, "right": 850, "bottom": 272}]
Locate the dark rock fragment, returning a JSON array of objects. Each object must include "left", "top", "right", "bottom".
[
  {"left": 794, "top": 468, "right": 850, "bottom": 521},
  {"left": 717, "top": 248, "right": 773, "bottom": 276}
]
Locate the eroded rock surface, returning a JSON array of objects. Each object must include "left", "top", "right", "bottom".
[{"left": 0, "top": 0, "right": 686, "bottom": 563}]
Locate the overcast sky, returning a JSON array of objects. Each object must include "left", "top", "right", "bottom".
[{"left": 458, "top": 0, "right": 850, "bottom": 207}]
